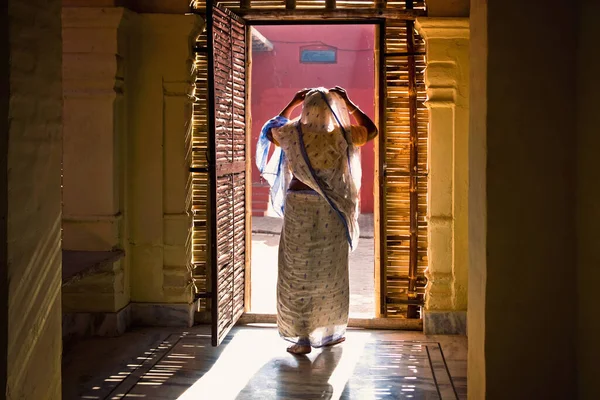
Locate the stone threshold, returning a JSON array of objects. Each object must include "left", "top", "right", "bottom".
[{"left": 236, "top": 313, "right": 423, "bottom": 331}]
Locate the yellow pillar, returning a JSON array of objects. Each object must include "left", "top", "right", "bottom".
[
  {"left": 61, "top": 7, "right": 133, "bottom": 324},
  {"left": 127, "top": 14, "right": 203, "bottom": 326},
  {"left": 5, "top": 0, "right": 63, "bottom": 397},
  {"left": 415, "top": 18, "right": 469, "bottom": 334}
]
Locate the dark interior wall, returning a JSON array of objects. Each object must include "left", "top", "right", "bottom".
[
  {"left": 65, "top": 0, "right": 467, "bottom": 15},
  {"left": 576, "top": 0, "right": 600, "bottom": 398},
  {"left": 61, "top": 0, "right": 191, "bottom": 13},
  {"left": 5, "top": 0, "right": 63, "bottom": 397},
  {"left": 484, "top": 0, "right": 577, "bottom": 398},
  {"left": 426, "top": 0, "right": 469, "bottom": 17},
  {"left": 1, "top": 1, "right": 8, "bottom": 398}
]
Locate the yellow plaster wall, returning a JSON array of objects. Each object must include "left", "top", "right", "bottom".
[
  {"left": 6, "top": 0, "right": 63, "bottom": 398},
  {"left": 576, "top": 0, "right": 600, "bottom": 398},
  {"left": 449, "top": 33, "right": 469, "bottom": 312},
  {"left": 128, "top": 14, "right": 203, "bottom": 304},
  {"left": 61, "top": 8, "right": 202, "bottom": 312},
  {"left": 61, "top": 7, "right": 134, "bottom": 313},
  {"left": 469, "top": 0, "right": 578, "bottom": 397},
  {"left": 467, "top": 0, "right": 486, "bottom": 397}
]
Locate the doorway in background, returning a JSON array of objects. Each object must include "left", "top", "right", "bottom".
[{"left": 248, "top": 24, "right": 377, "bottom": 318}]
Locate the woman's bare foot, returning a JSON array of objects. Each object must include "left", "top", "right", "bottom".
[
  {"left": 323, "top": 337, "right": 346, "bottom": 347},
  {"left": 287, "top": 344, "right": 312, "bottom": 355}
]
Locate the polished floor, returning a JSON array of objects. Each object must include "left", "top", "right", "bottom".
[{"left": 63, "top": 325, "right": 466, "bottom": 399}]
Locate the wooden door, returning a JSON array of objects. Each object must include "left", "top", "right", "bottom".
[
  {"left": 207, "top": 2, "right": 248, "bottom": 346},
  {"left": 380, "top": 16, "right": 428, "bottom": 318}
]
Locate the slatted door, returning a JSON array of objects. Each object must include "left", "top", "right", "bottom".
[
  {"left": 207, "top": 2, "right": 248, "bottom": 346},
  {"left": 380, "top": 14, "right": 428, "bottom": 318}
]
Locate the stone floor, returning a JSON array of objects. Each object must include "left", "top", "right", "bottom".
[
  {"left": 63, "top": 325, "right": 467, "bottom": 400},
  {"left": 251, "top": 214, "right": 375, "bottom": 318}
]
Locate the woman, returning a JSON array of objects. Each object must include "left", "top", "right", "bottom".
[{"left": 256, "top": 86, "right": 378, "bottom": 355}]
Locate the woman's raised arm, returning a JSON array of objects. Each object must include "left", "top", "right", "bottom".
[
  {"left": 330, "top": 86, "right": 378, "bottom": 142},
  {"left": 266, "top": 89, "right": 310, "bottom": 143}
]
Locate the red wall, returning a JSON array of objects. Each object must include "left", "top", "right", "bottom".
[{"left": 251, "top": 25, "right": 376, "bottom": 214}]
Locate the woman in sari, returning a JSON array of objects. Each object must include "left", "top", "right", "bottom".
[{"left": 256, "top": 86, "right": 378, "bottom": 355}]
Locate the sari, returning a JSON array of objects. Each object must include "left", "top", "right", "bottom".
[{"left": 257, "top": 88, "right": 367, "bottom": 347}]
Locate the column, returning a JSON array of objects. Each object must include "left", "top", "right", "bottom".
[
  {"left": 5, "top": 0, "right": 63, "bottom": 397},
  {"left": 61, "top": 7, "right": 133, "bottom": 319},
  {"left": 415, "top": 18, "right": 469, "bottom": 334},
  {"left": 128, "top": 14, "right": 202, "bottom": 326}
]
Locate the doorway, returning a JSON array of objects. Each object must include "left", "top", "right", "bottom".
[
  {"left": 191, "top": 3, "right": 429, "bottom": 345},
  {"left": 248, "top": 24, "right": 377, "bottom": 319}
]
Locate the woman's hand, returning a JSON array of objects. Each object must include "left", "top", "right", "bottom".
[
  {"left": 331, "top": 86, "right": 378, "bottom": 141},
  {"left": 279, "top": 88, "right": 310, "bottom": 120},
  {"left": 292, "top": 88, "right": 310, "bottom": 105},
  {"left": 330, "top": 86, "right": 358, "bottom": 114},
  {"left": 330, "top": 86, "right": 350, "bottom": 102}
]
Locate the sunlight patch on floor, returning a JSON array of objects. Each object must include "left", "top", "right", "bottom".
[
  {"left": 177, "top": 329, "right": 371, "bottom": 400},
  {"left": 64, "top": 326, "right": 467, "bottom": 399}
]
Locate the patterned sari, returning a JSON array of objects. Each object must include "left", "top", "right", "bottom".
[{"left": 257, "top": 88, "right": 367, "bottom": 347}]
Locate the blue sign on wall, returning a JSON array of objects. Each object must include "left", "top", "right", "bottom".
[{"left": 300, "top": 48, "right": 337, "bottom": 64}]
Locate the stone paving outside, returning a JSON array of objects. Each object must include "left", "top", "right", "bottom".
[{"left": 251, "top": 214, "right": 375, "bottom": 318}]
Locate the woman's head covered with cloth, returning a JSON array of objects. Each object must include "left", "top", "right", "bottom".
[{"left": 297, "top": 86, "right": 363, "bottom": 187}]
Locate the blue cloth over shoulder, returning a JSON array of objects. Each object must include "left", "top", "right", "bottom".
[{"left": 255, "top": 115, "right": 290, "bottom": 217}]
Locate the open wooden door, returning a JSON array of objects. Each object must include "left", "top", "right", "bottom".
[
  {"left": 207, "top": 1, "right": 247, "bottom": 346},
  {"left": 380, "top": 15, "right": 428, "bottom": 318}
]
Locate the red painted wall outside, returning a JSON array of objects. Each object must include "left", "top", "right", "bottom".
[{"left": 251, "top": 25, "right": 376, "bottom": 214}]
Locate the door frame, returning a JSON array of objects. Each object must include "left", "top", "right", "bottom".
[{"left": 193, "top": 2, "right": 428, "bottom": 331}]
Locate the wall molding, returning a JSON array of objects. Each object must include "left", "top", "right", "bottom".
[{"left": 415, "top": 18, "right": 470, "bottom": 40}]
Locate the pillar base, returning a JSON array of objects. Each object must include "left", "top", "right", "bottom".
[
  {"left": 62, "top": 300, "right": 197, "bottom": 347},
  {"left": 62, "top": 305, "right": 132, "bottom": 348},
  {"left": 424, "top": 310, "right": 467, "bottom": 335},
  {"left": 130, "top": 301, "right": 197, "bottom": 328}
]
